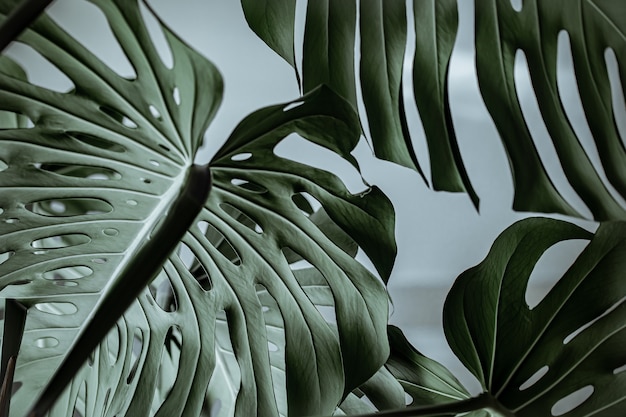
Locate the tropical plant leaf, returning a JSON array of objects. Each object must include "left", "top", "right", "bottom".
[
  {"left": 0, "top": 1, "right": 396, "bottom": 416},
  {"left": 243, "top": 0, "right": 626, "bottom": 219},
  {"left": 476, "top": 0, "right": 626, "bottom": 220},
  {"left": 443, "top": 217, "right": 626, "bottom": 416}
]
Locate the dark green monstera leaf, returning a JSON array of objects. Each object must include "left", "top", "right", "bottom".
[
  {"left": 476, "top": 0, "right": 626, "bottom": 220},
  {"left": 0, "top": 1, "right": 396, "bottom": 416},
  {"left": 443, "top": 218, "right": 626, "bottom": 416},
  {"left": 243, "top": 0, "right": 626, "bottom": 219}
]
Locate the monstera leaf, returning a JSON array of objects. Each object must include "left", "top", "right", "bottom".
[
  {"left": 242, "top": 0, "right": 626, "bottom": 219},
  {"left": 0, "top": 1, "right": 396, "bottom": 416},
  {"left": 441, "top": 218, "right": 626, "bottom": 416}
]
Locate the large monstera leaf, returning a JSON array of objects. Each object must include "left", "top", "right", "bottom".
[
  {"left": 0, "top": 1, "right": 396, "bottom": 416},
  {"left": 242, "top": 0, "right": 626, "bottom": 219},
  {"left": 442, "top": 218, "right": 626, "bottom": 416}
]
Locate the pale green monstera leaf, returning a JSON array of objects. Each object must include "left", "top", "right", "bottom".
[{"left": 0, "top": 1, "right": 396, "bottom": 416}]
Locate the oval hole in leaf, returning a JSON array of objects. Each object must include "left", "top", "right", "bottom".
[
  {"left": 31, "top": 233, "right": 90, "bottom": 249},
  {"left": 173, "top": 86, "right": 181, "bottom": 105},
  {"left": 67, "top": 131, "right": 127, "bottom": 153},
  {"left": 230, "top": 178, "right": 267, "bottom": 194},
  {"left": 267, "top": 341, "right": 279, "bottom": 352},
  {"left": 149, "top": 269, "right": 177, "bottom": 312},
  {"left": 26, "top": 198, "right": 113, "bottom": 217},
  {"left": 220, "top": 202, "right": 263, "bottom": 234},
  {"left": 404, "top": 392, "right": 413, "bottom": 406},
  {"left": 138, "top": 1, "right": 174, "bottom": 69},
  {"left": 34, "top": 302, "right": 77, "bottom": 315},
  {"left": 127, "top": 329, "right": 144, "bottom": 384},
  {"left": 0, "top": 251, "right": 14, "bottom": 265},
  {"left": 149, "top": 105, "right": 162, "bottom": 120},
  {"left": 106, "top": 324, "right": 121, "bottom": 366},
  {"left": 197, "top": 221, "right": 241, "bottom": 266},
  {"left": 292, "top": 191, "right": 321, "bottom": 217},
  {"left": 34, "top": 337, "right": 59, "bottom": 348},
  {"left": 178, "top": 242, "right": 212, "bottom": 291},
  {"left": 43, "top": 265, "right": 93, "bottom": 280},
  {"left": 519, "top": 365, "right": 549, "bottom": 391},
  {"left": 281, "top": 247, "right": 312, "bottom": 269},
  {"left": 551, "top": 385, "right": 594, "bottom": 416},
  {"left": 46, "top": 0, "right": 137, "bottom": 79},
  {"left": 100, "top": 106, "right": 138, "bottom": 129},
  {"left": 605, "top": 48, "right": 626, "bottom": 147},
  {"left": 231, "top": 152, "right": 252, "bottom": 162},
  {"left": 0, "top": 159, "right": 7, "bottom": 172},
  {"left": 37, "top": 163, "right": 121, "bottom": 180},
  {"left": 564, "top": 296, "right": 625, "bottom": 344},
  {"left": 525, "top": 239, "right": 588, "bottom": 309}
]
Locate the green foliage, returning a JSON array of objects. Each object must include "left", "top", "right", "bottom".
[{"left": 1, "top": 0, "right": 625, "bottom": 416}]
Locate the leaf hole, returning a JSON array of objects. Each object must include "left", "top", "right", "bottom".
[
  {"left": 0, "top": 159, "right": 7, "bottom": 172},
  {"left": 172, "top": 87, "right": 181, "bottom": 105},
  {"left": 0, "top": 251, "right": 14, "bottom": 265},
  {"left": 46, "top": 0, "right": 137, "bottom": 79},
  {"left": 100, "top": 106, "right": 138, "bottom": 129},
  {"left": 67, "top": 131, "right": 127, "bottom": 153},
  {"left": 36, "top": 163, "right": 121, "bottom": 180},
  {"left": 141, "top": 177, "right": 152, "bottom": 184},
  {"left": 127, "top": 329, "right": 144, "bottom": 384},
  {"left": 274, "top": 133, "right": 368, "bottom": 194},
  {"left": 267, "top": 341, "right": 279, "bottom": 352},
  {"left": 26, "top": 198, "right": 113, "bottom": 217},
  {"left": 563, "top": 296, "right": 625, "bottom": 344},
  {"left": 230, "top": 152, "right": 252, "bottom": 162},
  {"left": 525, "top": 239, "right": 588, "bottom": 309},
  {"left": 197, "top": 221, "right": 241, "bottom": 266},
  {"left": 605, "top": 48, "right": 626, "bottom": 148},
  {"left": 34, "top": 302, "right": 77, "bottom": 315},
  {"left": 2, "top": 218, "right": 19, "bottom": 224},
  {"left": 510, "top": 0, "right": 522, "bottom": 11},
  {"left": 3, "top": 42, "right": 75, "bottom": 93},
  {"left": 208, "top": 311, "right": 240, "bottom": 416},
  {"left": 614, "top": 364, "right": 626, "bottom": 375},
  {"left": 551, "top": 385, "right": 594, "bottom": 416},
  {"left": 404, "top": 392, "right": 413, "bottom": 406},
  {"left": 292, "top": 191, "right": 321, "bottom": 217},
  {"left": 92, "top": 258, "right": 107, "bottom": 264},
  {"left": 31, "top": 233, "right": 90, "bottom": 249},
  {"left": 149, "top": 105, "right": 162, "bottom": 120},
  {"left": 34, "top": 336, "right": 59, "bottom": 348},
  {"left": 43, "top": 265, "right": 93, "bottom": 280},
  {"left": 283, "top": 101, "right": 304, "bottom": 112},
  {"left": 519, "top": 365, "right": 549, "bottom": 390},
  {"left": 149, "top": 159, "right": 160, "bottom": 167},
  {"left": 178, "top": 242, "right": 212, "bottom": 291},
  {"left": 219, "top": 202, "right": 263, "bottom": 234},
  {"left": 126, "top": 199, "right": 138, "bottom": 206},
  {"left": 230, "top": 178, "right": 268, "bottom": 194},
  {"left": 138, "top": 1, "right": 174, "bottom": 69},
  {"left": 159, "top": 144, "right": 170, "bottom": 152},
  {"left": 149, "top": 269, "right": 178, "bottom": 312}
]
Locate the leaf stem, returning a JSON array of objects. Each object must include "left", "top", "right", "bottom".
[
  {"left": 339, "top": 392, "right": 515, "bottom": 417},
  {"left": 0, "top": 0, "right": 54, "bottom": 53},
  {"left": 26, "top": 164, "right": 212, "bottom": 417}
]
